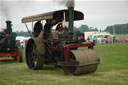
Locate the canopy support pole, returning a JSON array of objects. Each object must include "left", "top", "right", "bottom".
[{"left": 25, "top": 23, "right": 32, "bottom": 37}]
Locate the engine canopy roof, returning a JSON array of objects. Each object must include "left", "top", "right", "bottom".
[{"left": 22, "top": 9, "right": 84, "bottom": 23}]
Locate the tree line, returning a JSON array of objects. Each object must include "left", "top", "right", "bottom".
[
  {"left": 16, "top": 31, "right": 30, "bottom": 37},
  {"left": 74, "top": 24, "right": 98, "bottom": 33},
  {"left": 74, "top": 23, "right": 128, "bottom": 34},
  {"left": 104, "top": 23, "right": 128, "bottom": 34},
  {"left": 15, "top": 23, "right": 128, "bottom": 37}
]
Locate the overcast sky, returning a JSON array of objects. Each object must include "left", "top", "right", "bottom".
[{"left": 0, "top": 0, "right": 128, "bottom": 31}]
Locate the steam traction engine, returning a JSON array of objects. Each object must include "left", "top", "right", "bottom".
[
  {"left": 22, "top": 8, "right": 100, "bottom": 75},
  {"left": 0, "top": 21, "right": 23, "bottom": 62}
]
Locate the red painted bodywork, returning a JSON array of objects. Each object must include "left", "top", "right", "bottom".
[
  {"left": 64, "top": 42, "right": 93, "bottom": 63},
  {"left": 0, "top": 48, "right": 20, "bottom": 62}
]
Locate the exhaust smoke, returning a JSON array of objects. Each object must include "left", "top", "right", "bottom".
[
  {"left": 0, "top": 0, "right": 11, "bottom": 30},
  {"left": 54, "top": 0, "right": 75, "bottom": 7},
  {"left": 0, "top": 0, "right": 35, "bottom": 30}
]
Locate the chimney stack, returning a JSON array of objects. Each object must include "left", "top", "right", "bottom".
[
  {"left": 6, "top": 21, "right": 12, "bottom": 34},
  {"left": 68, "top": 7, "right": 74, "bottom": 32}
]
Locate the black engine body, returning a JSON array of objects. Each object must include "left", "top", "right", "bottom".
[
  {"left": 0, "top": 33, "right": 16, "bottom": 53},
  {"left": 0, "top": 21, "right": 16, "bottom": 53}
]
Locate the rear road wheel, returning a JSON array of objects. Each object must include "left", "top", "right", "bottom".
[{"left": 26, "top": 38, "right": 45, "bottom": 70}]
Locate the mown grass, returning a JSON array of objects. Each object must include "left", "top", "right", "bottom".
[{"left": 0, "top": 43, "right": 128, "bottom": 85}]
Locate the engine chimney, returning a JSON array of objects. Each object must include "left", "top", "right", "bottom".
[
  {"left": 6, "top": 21, "right": 12, "bottom": 34},
  {"left": 68, "top": 7, "right": 74, "bottom": 32}
]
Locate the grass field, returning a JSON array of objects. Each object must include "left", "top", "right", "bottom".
[{"left": 0, "top": 43, "right": 128, "bottom": 85}]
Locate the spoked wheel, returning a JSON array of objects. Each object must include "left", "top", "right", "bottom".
[
  {"left": 26, "top": 38, "right": 45, "bottom": 70},
  {"left": 17, "top": 47, "right": 23, "bottom": 62},
  {"left": 12, "top": 47, "right": 23, "bottom": 62},
  {"left": 31, "top": 43, "right": 38, "bottom": 67},
  {"left": 19, "top": 47, "right": 23, "bottom": 62}
]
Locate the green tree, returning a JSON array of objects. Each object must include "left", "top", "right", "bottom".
[{"left": 104, "top": 23, "right": 128, "bottom": 34}]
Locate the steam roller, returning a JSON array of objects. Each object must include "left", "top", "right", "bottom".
[
  {"left": 26, "top": 37, "right": 100, "bottom": 75},
  {"left": 22, "top": 8, "right": 100, "bottom": 75}
]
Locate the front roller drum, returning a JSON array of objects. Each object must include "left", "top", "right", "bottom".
[
  {"left": 63, "top": 49, "right": 99, "bottom": 75},
  {"left": 26, "top": 38, "right": 45, "bottom": 70}
]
